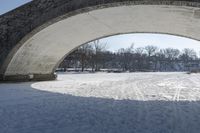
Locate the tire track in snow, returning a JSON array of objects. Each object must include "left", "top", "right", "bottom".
[
  {"left": 123, "top": 77, "right": 148, "bottom": 128},
  {"left": 134, "top": 77, "right": 156, "bottom": 131},
  {"left": 171, "top": 75, "right": 189, "bottom": 133},
  {"left": 153, "top": 74, "right": 185, "bottom": 132},
  {"left": 184, "top": 75, "right": 200, "bottom": 132},
  {"left": 137, "top": 75, "right": 169, "bottom": 131},
  {"left": 173, "top": 86, "right": 181, "bottom": 101}
]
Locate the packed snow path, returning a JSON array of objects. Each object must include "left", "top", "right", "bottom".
[{"left": 1, "top": 72, "right": 200, "bottom": 133}]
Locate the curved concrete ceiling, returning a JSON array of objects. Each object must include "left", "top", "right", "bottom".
[{"left": 4, "top": 5, "right": 200, "bottom": 80}]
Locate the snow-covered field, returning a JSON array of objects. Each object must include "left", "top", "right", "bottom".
[{"left": 1, "top": 72, "right": 200, "bottom": 133}]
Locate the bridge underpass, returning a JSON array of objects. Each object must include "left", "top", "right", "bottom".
[
  {"left": 1, "top": 1, "right": 200, "bottom": 132},
  {"left": 1, "top": 0, "right": 200, "bottom": 81}
]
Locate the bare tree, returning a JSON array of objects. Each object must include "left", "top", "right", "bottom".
[
  {"left": 164, "top": 48, "right": 180, "bottom": 60},
  {"left": 118, "top": 44, "right": 135, "bottom": 71},
  {"left": 90, "top": 40, "right": 108, "bottom": 71},
  {"left": 60, "top": 43, "right": 200, "bottom": 73},
  {"left": 135, "top": 47, "right": 144, "bottom": 55},
  {"left": 77, "top": 44, "right": 93, "bottom": 71},
  {"left": 163, "top": 48, "right": 180, "bottom": 70},
  {"left": 134, "top": 47, "right": 145, "bottom": 70},
  {"left": 156, "top": 49, "right": 166, "bottom": 71},
  {"left": 144, "top": 45, "right": 158, "bottom": 70},
  {"left": 180, "top": 48, "right": 197, "bottom": 71},
  {"left": 181, "top": 48, "right": 197, "bottom": 60},
  {"left": 145, "top": 45, "right": 158, "bottom": 57}
]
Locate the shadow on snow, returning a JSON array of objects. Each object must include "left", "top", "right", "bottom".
[{"left": 0, "top": 83, "right": 200, "bottom": 133}]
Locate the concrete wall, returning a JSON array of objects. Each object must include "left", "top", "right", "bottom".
[{"left": 1, "top": 0, "right": 200, "bottom": 81}]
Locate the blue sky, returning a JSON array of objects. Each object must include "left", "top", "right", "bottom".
[
  {"left": 1, "top": 0, "right": 200, "bottom": 55},
  {"left": 0, "top": 0, "right": 32, "bottom": 15},
  {"left": 101, "top": 34, "right": 200, "bottom": 54}
]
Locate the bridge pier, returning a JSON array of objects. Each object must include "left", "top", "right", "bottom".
[
  {"left": 1, "top": 74, "right": 57, "bottom": 82},
  {"left": 0, "top": 74, "right": 3, "bottom": 81}
]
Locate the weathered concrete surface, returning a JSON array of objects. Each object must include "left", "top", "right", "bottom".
[
  {"left": 2, "top": 74, "right": 57, "bottom": 82},
  {"left": 1, "top": 0, "right": 200, "bottom": 81}
]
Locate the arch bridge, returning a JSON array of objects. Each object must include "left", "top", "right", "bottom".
[{"left": 1, "top": 0, "right": 200, "bottom": 81}]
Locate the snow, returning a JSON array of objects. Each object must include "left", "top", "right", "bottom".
[{"left": 1, "top": 72, "right": 200, "bottom": 133}]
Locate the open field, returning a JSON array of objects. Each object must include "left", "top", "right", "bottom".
[{"left": 1, "top": 72, "right": 200, "bottom": 133}]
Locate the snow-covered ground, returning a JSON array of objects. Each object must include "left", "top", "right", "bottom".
[{"left": 1, "top": 72, "right": 200, "bottom": 133}]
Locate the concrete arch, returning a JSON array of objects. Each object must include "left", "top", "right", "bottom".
[{"left": 1, "top": 0, "right": 200, "bottom": 81}]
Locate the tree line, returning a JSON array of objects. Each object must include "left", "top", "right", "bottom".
[{"left": 59, "top": 40, "right": 200, "bottom": 72}]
